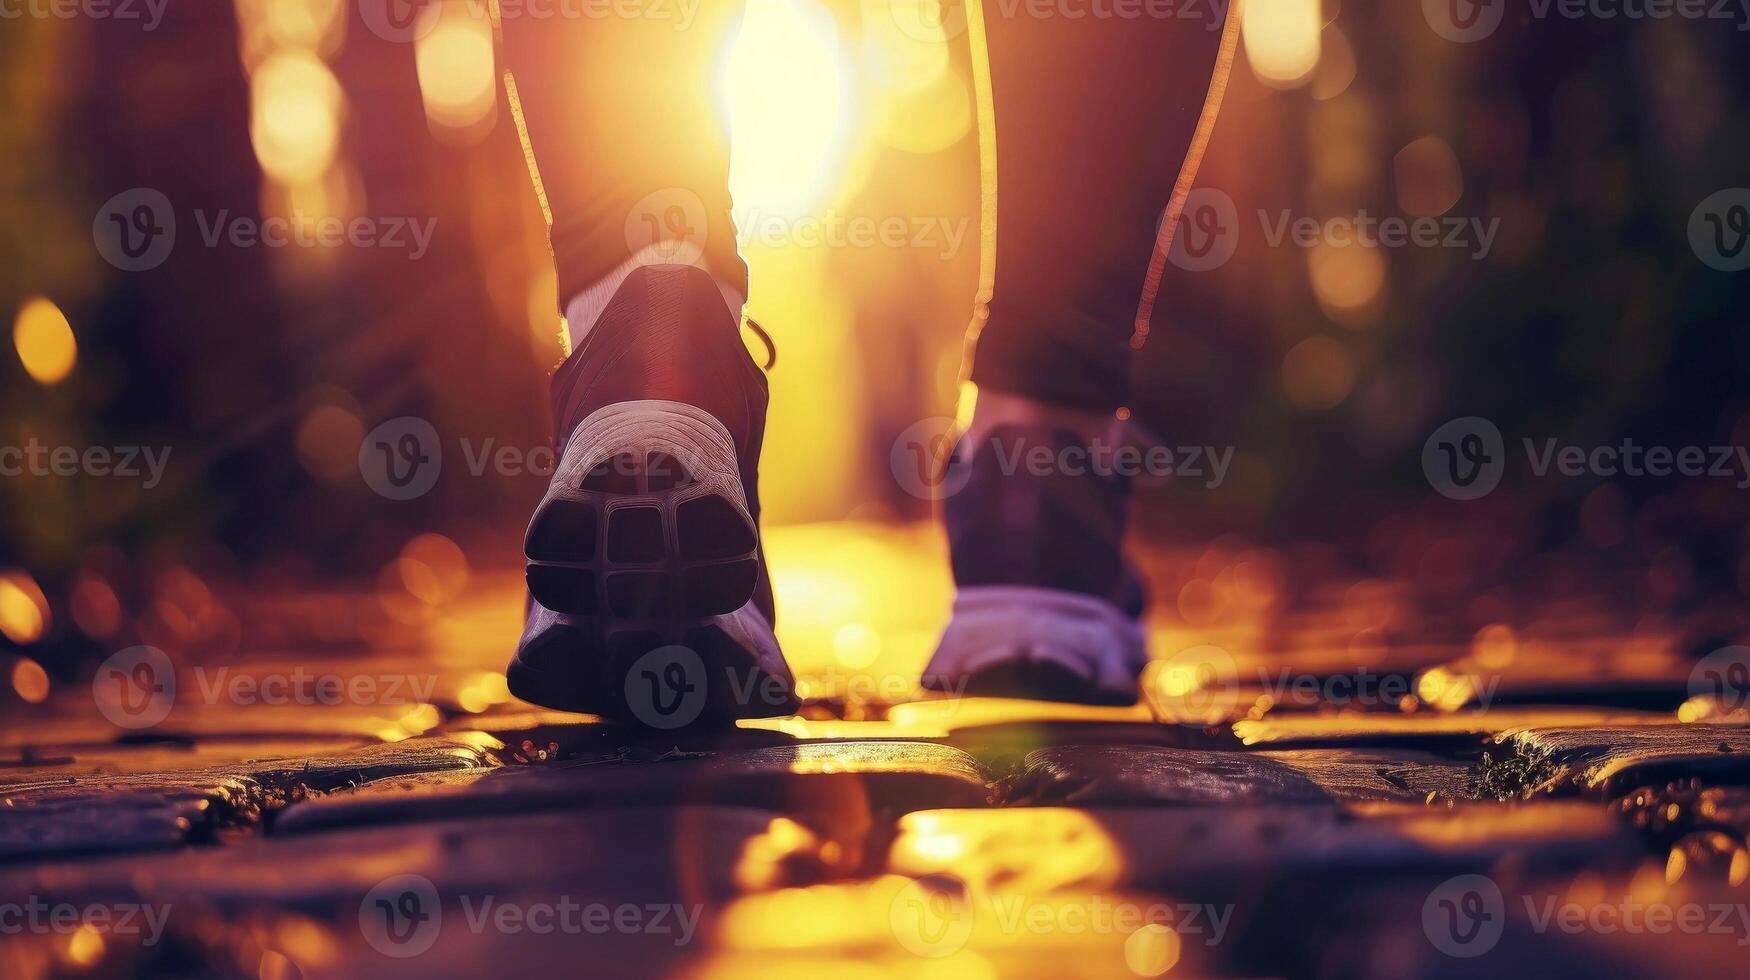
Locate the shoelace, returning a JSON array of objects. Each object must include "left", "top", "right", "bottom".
[{"left": 743, "top": 317, "right": 777, "bottom": 370}]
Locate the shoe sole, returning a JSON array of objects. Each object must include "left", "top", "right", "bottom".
[
  {"left": 507, "top": 612, "right": 799, "bottom": 727},
  {"left": 525, "top": 400, "right": 760, "bottom": 622}
]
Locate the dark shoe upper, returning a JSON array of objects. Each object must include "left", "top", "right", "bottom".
[
  {"left": 547, "top": 264, "right": 774, "bottom": 623},
  {"left": 942, "top": 421, "right": 1145, "bottom": 615},
  {"left": 510, "top": 264, "right": 791, "bottom": 724},
  {"left": 924, "top": 419, "right": 1150, "bottom": 704}
]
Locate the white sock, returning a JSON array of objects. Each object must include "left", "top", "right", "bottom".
[{"left": 563, "top": 242, "right": 747, "bottom": 351}]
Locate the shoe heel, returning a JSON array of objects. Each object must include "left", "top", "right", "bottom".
[{"left": 525, "top": 400, "right": 759, "bottom": 620}]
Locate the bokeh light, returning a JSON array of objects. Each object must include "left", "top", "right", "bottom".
[
  {"left": 415, "top": 3, "right": 498, "bottom": 136},
  {"left": 249, "top": 50, "right": 343, "bottom": 185},
  {"left": 12, "top": 296, "right": 77, "bottom": 386},
  {"left": 0, "top": 571, "right": 51, "bottom": 645},
  {"left": 1243, "top": 0, "right": 1321, "bottom": 88},
  {"left": 1394, "top": 136, "right": 1464, "bottom": 217},
  {"left": 1280, "top": 335, "right": 1355, "bottom": 409}
]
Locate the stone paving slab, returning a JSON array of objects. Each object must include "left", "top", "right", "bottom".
[
  {"left": 0, "top": 806, "right": 831, "bottom": 980},
  {"left": 886, "top": 802, "right": 1644, "bottom": 894},
  {"left": 0, "top": 701, "right": 445, "bottom": 749},
  {"left": 0, "top": 806, "right": 822, "bottom": 908},
  {"left": 1206, "top": 872, "right": 1746, "bottom": 980},
  {"left": 695, "top": 875, "right": 1222, "bottom": 979},
  {"left": 273, "top": 741, "right": 992, "bottom": 843},
  {"left": 1003, "top": 745, "right": 1475, "bottom": 806},
  {"left": 1230, "top": 706, "right": 1673, "bottom": 749},
  {"left": 0, "top": 737, "right": 378, "bottom": 778},
  {"left": 1476, "top": 724, "right": 1750, "bottom": 799},
  {"left": 0, "top": 737, "right": 493, "bottom": 862}
]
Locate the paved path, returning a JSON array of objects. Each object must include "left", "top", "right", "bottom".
[{"left": 3, "top": 524, "right": 1748, "bottom": 978}]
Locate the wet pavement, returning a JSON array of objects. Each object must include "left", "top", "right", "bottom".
[{"left": 3, "top": 522, "right": 1749, "bottom": 978}]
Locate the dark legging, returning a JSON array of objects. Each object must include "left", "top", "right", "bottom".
[{"left": 499, "top": 1, "right": 1237, "bottom": 415}]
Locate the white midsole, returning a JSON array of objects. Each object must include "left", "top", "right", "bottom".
[{"left": 927, "top": 585, "right": 1147, "bottom": 694}]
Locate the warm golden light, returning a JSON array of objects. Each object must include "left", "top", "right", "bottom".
[
  {"left": 0, "top": 572, "right": 50, "bottom": 645},
  {"left": 250, "top": 51, "right": 343, "bottom": 184},
  {"left": 10, "top": 658, "right": 50, "bottom": 703},
  {"left": 13, "top": 296, "right": 77, "bottom": 386},
  {"left": 1243, "top": 0, "right": 1322, "bottom": 88},
  {"left": 400, "top": 533, "right": 470, "bottom": 603},
  {"left": 64, "top": 924, "right": 105, "bottom": 968},
  {"left": 1306, "top": 239, "right": 1386, "bottom": 315},
  {"left": 261, "top": 0, "right": 344, "bottom": 54},
  {"left": 862, "top": 2, "right": 951, "bottom": 93},
  {"left": 876, "top": 67, "right": 973, "bottom": 155},
  {"left": 1280, "top": 335, "right": 1355, "bottom": 409},
  {"left": 1395, "top": 135, "right": 1465, "bottom": 217},
  {"left": 415, "top": 4, "right": 498, "bottom": 134},
  {"left": 1124, "top": 923, "right": 1182, "bottom": 976},
  {"left": 295, "top": 402, "right": 365, "bottom": 480},
  {"left": 723, "top": 0, "right": 849, "bottom": 213},
  {"left": 833, "top": 622, "right": 882, "bottom": 669}
]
